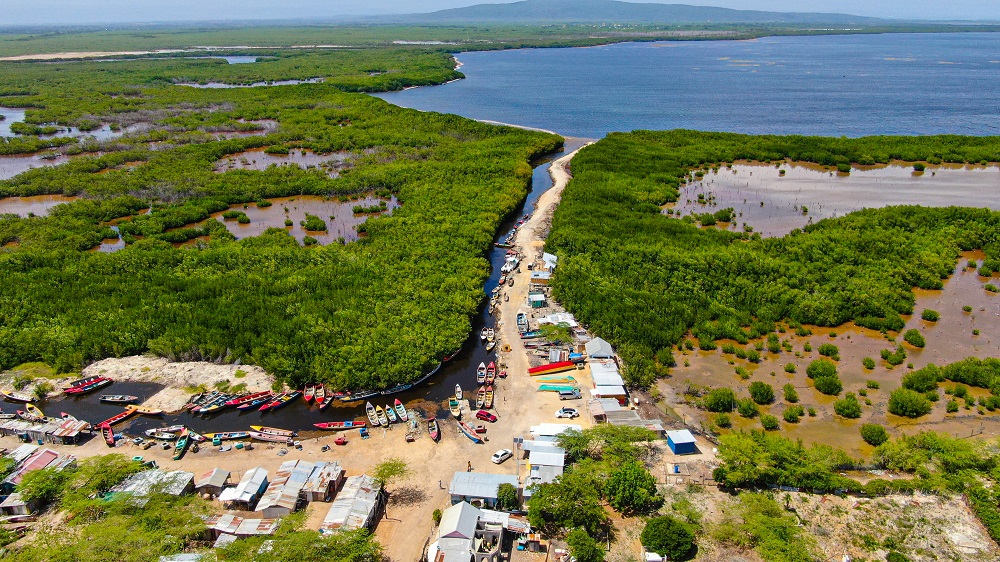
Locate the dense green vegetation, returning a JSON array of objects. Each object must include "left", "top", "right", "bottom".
[
  {"left": 547, "top": 130, "right": 1000, "bottom": 387},
  {"left": 0, "top": 49, "right": 560, "bottom": 388}
]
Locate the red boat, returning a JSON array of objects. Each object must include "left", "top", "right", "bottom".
[
  {"left": 96, "top": 406, "right": 138, "bottom": 427},
  {"left": 314, "top": 384, "right": 325, "bottom": 405},
  {"left": 101, "top": 424, "right": 116, "bottom": 447},
  {"left": 223, "top": 391, "right": 273, "bottom": 407},
  {"left": 303, "top": 384, "right": 315, "bottom": 402},
  {"left": 314, "top": 420, "right": 366, "bottom": 431},
  {"left": 64, "top": 377, "right": 113, "bottom": 395}
]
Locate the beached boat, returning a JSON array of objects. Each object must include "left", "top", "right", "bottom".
[
  {"left": 455, "top": 384, "right": 463, "bottom": 401},
  {"left": 67, "top": 375, "right": 102, "bottom": 388},
  {"left": 486, "top": 328, "right": 495, "bottom": 342},
  {"left": 145, "top": 429, "right": 178, "bottom": 440},
  {"left": 173, "top": 428, "right": 190, "bottom": 460},
  {"left": 304, "top": 384, "right": 315, "bottom": 403},
  {"left": 449, "top": 398, "right": 461, "bottom": 419},
  {"left": 375, "top": 405, "right": 389, "bottom": 426},
  {"left": 25, "top": 404, "right": 44, "bottom": 418},
  {"left": 0, "top": 413, "right": 20, "bottom": 420},
  {"left": 1, "top": 391, "right": 33, "bottom": 403},
  {"left": 476, "top": 387, "right": 485, "bottom": 409},
  {"left": 394, "top": 399, "right": 408, "bottom": 422},
  {"left": 380, "top": 382, "right": 414, "bottom": 395},
  {"left": 259, "top": 391, "right": 301, "bottom": 412},
  {"left": 102, "top": 424, "right": 116, "bottom": 447},
  {"left": 237, "top": 395, "right": 272, "bottom": 410},
  {"left": 385, "top": 404, "right": 398, "bottom": 424},
  {"left": 185, "top": 391, "right": 219, "bottom": 411},
  {"left": 339, "top": 389, "right": 379, "bottom": 403},
  {"left": 507, "top": 277, "right": 514, "bottom": 287},
  {"left": 528, "top": 361, "right": 577, "bottom": 376},
  {"left": 100, "top": 395, "right": 138, "bottom": 404},
  {"left": 224, "top": 391, "right": 272, "bottom": 408},
  {"left": 314, "top": 384, "right": 325, "bottom": 405},
  {"left": 476, "top": 362, "right": 487, "bottom": 385},
  {"left": 498, "top": 275, "right": 506, "bottom": 285},
  {"left": 428, "top": 417, "right": 440, "bottom": 441},
  {"left": 536, "top": 375, "right": 577, "bottom": 383},
  {"left": 132, "top": 406, "right": 163, "bottom": 416},
  {"left": 163, "top": 425, "right": 186, "bottom": 433},
  {"left": 538, "top": 384, "right": 579, "bottom": 392},
  {"left": 248, "top": 430, "right": 293, "bottom": 445},
  {"left": 202, "top": 431, "right": 250, "bottom": 440},
  {"left": 188, "top": 430, "right": 207, "bottom": 443},
  {"left": 485, "top": 341, "right": 496, "bottom": 352},
  {"left": 479, "top": 327, "right": 489, "bottom": 341},
  {"left": 16, "top": 410, "right": 43, "bottom": 423},
  {"left": 516, "top": 311, "right": 529, "bottom": 333},
  {"left": 313, "top": 421, "right": 365, "bottom": 431},
  {"left": 457, "top": 420, "right": 484, "bottom": 444},
  {"left": 366, "top": 402, "right": 380, "bottom": 427},
  {"left": 96, "top": 406, "right": 139, "bottom": 427},
  {"left": 64, "top": 377, "right": 112, "bottom": 395},
  {"left": 318, "top": 395, "right": 334, "bottom": 411},
  {"left": 485, "top": 369, "right": 496, "bottom": 385},
  {"left": 196, "top": 394, "right": 230, "bottom": 414},
  {"left": 484, "top": 386, "right": 495, "bottom": 409},
  {"left": 249, "top": 425, "right": 296, "bottom": 438}
]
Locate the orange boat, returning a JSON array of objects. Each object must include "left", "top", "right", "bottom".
[{"left": 527, "top": 361, "right": 576, "bottom": 376}]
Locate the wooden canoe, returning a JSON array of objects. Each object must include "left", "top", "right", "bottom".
[
  {"left": 102, "top": 424, "right": 116, "bottom": 447},
  {"left": 428, "top": 417, "right": 440, "bottom": 441},
  {"left": 100, "top": 395, "right": 138, "bottom": 404},
  {"left": 449, "top": 398, "right": 461, "bottom": 419},
  {"left": 173, "top": 428, "right": 190, "bottom": 460},
  {"left": 304, "top": 384, "right": 315, "bottom": 402},
  {"left": 248, "top": 430, "right": 293, "bottom": 444},
  {"left": 249, "top": 425, "right": 296, "bottom": 437},
  {"left": 313, "top": 421, "right": 365, "bottom": 431},
  {"left": 366, "top": 402, "right": 380, "bottom": 427},
  {"left": 394, "top": 399, "right": 408, "bottom": 422},
  {"left": 457, "top": 420, "right": 484, "bottom": 444},
  {"left": 96, "top": 406, "right": 139, "bottom": 427},
  {"left": 385, "top": 404, "right": 398, "bottom": 423},
  {"left": 484, "top": 385, "right": 495, "bottom": 409},
  {"left": 476, "top": 387, "right": 486, "bottom": 410}
]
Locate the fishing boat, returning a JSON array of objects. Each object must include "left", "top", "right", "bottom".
[
  {"left": 237, "top": 395, "right": 273, "bottom": 411},
  {"left": 16, "top": 410, "right": 43, "bottom": 423},
  {"left": 101, "top": 424, "right": 116, "bottom": 447},
  {"left": 202, "top": 431, "right": 250, "bottom": 440},
  {"left": 224, "top": 391, "right": 272, "bottom": 408},
  {"left": 248, "top": 430, "right": 293, "bottom": 445},
  {"left": 314, "top": 384, "right": 325, "bottom": 405},
  {"left": 259, "top": 391, "right": 301, "bottom": 412},
  {"left": 318, "top": 394, "right": 334, "bottom": 411},
  {"left": 498, "top": 274, "right": 507, "bottom": 285},
  {"left": 485, "top": 341, "right": 496, "bottom": 352},
  {"left": 528, "top": 361, "right": 577, "bottom": 376},
  {"left": 25, "top": 403, "right": 44, "bottom": 418},
  {"left": 457, "top": 420, "right": 484, "bottom": 444},
  {"left": 536, "top": 375, "right": 577, "bottom": 383},
  {"left": 476, "top": 387, "right": 486, "bottom": 409},
  {"left": 385, "top": 404, "right": 398, "bottom": 424},
  {"left": 188, "top": 430, "right": 207, "bottom": 443},
  {"left": 162, "top": 425, "right": 186, "bottom": 433},
  {"left": 185, "top": 391, "right": 219, "bottom": 411},
  {"left": 504, "top": 293, "right": 509, "bottom": 301},
  {"left": 100, "top": 395, "right": 138, "bottom": 404},
  {"left": 304, "top": 384, "right": 315, "bottom": 403},
  {"left": 96, "top": 406, "right": 139, "bottom": 427},
  {"left": 479, "top": 327, "right": 489, "bottom": 341},
  {"left": 0, "top": 413, "right": 19, "bottom": 420},
  {"left": 455, "top": 384, "right": 463, "bottom": 401},
  {"left": 449, "top": 398, "right": 461, "bottom": 419},
  {"left": 67, "top": 374, "right": 102, "bottom": 388},
  {"left": 507, "top": 277, "right": 514, "bottom": 287},
  {"left": 249, "top": 425, "right": 296, "bottom": 438},
  {"left": 339, "top": 389, "right": 379, "bottom": 403},
  {"left": 538, "top": 384, "right": 579, "bottom": 392},
  {"left": 132, "top": 406, "right": 163, "bottom": 416},
  {"left": 375, "top": 405, "right": 389, "bottom": 426},
  {"left": 145, "top": 429, "right": 179, "bottom": 440},
  {"left": 485, "top": 369, "right": 496, "bottom": 385},
  {"left": 366, "top": 402, "right": 381, "bottom": 427},
  {"left": 313, "top": 421, "right": 365, "bottom": 431},
  {"left": 486, "top": 328, "right": 495, "bottom": 342},
  {"left": 1, "top": 390, "right": 33, "bottom": 403},
  {"left": 64, "top": 377, "right": 113, "bottom": 395},
  {"left": 196, "top": 394, "right": 230, "bottom": 414},
  {"left": 485, "top": 386, "right": 495, "bottom": 409},
  {"left": 428, "top": 417, "right": 440, "bottom": 441},
  {"left": 173, "top": 428, "right": 190, "bottom": 460},
  {"left": 394, "top": 399, "right": 408, "bottom": 422},
  {"left": 516, "top": 311, "right": 529, "bottom": 333},
  {"left": 380, "top": 382, "right": 414, "bottom": 395},
  {"left": 476, "top": 362, "right": 487, "bottom": 385}
]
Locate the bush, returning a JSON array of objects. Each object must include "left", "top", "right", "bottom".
[
  {"left": 641, "top": 516, "right": 694, "bottom": 561},
  {"left": 887, "top": 551, "right": 913, "bottom": 562},
  {"left": 901, "top": 364, "right": 941, "bottom": 393},
  {"left": 737, "top": 398, "right": 759, "bottom": 418},
  {"left": 986, "top": 284, "right": 999, "bottom": 293},
  {"left": 860, "top": 424, "right": 889, "bottom": 446},
  {"left": 496, "top": 483, "right": 521, "bottom": 511},
  {"left": 760, "top": 414, "right": 780, "bottom": 431},
  {"left": 834, "top": 393, "right": 862, "bottom": 418},
  {"left": 963, "top": 305, "right": 973, "bottom": 312},
  {"left": 814, "top": 375, "right": 843, "bottom": 396},
  {"left": 783, "top": 363, "right": 796, "bottom": 373},
  {"left": 818, "top": 343, "right": 840, "bottom": 361},
  {"left": 807, "top": 407, "right": 816, "bottom": 417},
  {"left": 714, "top": 413, "right": 731, "bottom": 428},
  {"left": 866, "top": 380, "right": 880, "bottom": 389},
  {"left": 783, "top": 384, "right": 798, "bottom": 403},
  {"left": 806, "top": 359, "right": 837, "bottom": 379},
  {"left": 888, "top": 388, "right": 932, "bottom": 418},
  {"left": 863, "top": 357, "right": 876, "bottom": 370},
  {"left": 746, "top": 349, "right": 761, "bottom": 363},
  {"left": 881, "top": 346, "right": 907, "bottom": 366},
  {"left": 921, "top": 309, "right": 940, "bottom": 322},
  {"left": 913, "top": 163, "right": 926, "bottom": 171},
  {"left": 566, "top": 528, "right": 605, "bottom": 562},
  {"left": 946, "top": 399, "right": 959, "bottom": 413},
  {"left": 903, "top": 329, "right": 926, "bottom": 348},
  {"left": 749, "top": 382, "right": 775, "bottom": 405},
  {"left": 703, "top": 388, "right": 735, "bottom": 412},
  {"left": 300, "top": 213, "right": 327, "bottom": 231},
  {"left": 432, "top": 509, "right": 442, "bottom": 525},
  {"left": 783, "top": 405, "right": 804, "bottom": 423}
]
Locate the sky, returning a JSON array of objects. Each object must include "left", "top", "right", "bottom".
[{"left": 3, "top": 0, "right": 998, "bottom": 26}]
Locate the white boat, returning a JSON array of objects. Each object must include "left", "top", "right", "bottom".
[
  {"left": 455, "top": 384, "right": 463, "bottom": 401},
  {"left": 145, "top": 429, "right": 178, "bottom": 440},
  {"left": 486, "top": 328, "right": 495, "bottom": 342},
  {"left": 479, "top": 327, "right": 489, "bottom": 341}
]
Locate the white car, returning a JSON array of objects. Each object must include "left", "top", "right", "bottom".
[
  {"left": 555, "top": 407, "right": 579, "bottom": 419},
  {"left": 491, "top": 449, "right": 513, "bottom": 464}
]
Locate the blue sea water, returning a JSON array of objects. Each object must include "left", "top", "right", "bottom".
[{"left": 376, "top": 33, "right": 1000, "bottom": 138}]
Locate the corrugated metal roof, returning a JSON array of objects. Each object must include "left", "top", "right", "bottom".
[
  {"left": 301, "top": 462, "right": 341, "bottom": 496},
  {"left": 222, "top": 467, "right": 268, "bottom": 504},
  {"left": 667, "top": 430, "right": 696, "bottom": 444},
  {"left": 585, "top": 337, "right": 614, "bottom": 358},
  {"left": 529, "top": 423, "right": 581, "bottom": 437},
  {"left": 196, "top": 468, "right": 230, "bottom": 489},
  {"left": 320, "top": 474, "right": 382, "bottom": 533},
  {"left": 256, "top": 460, "right": 334, "bottom": 513},
  {"left": 528, "top": 450, "right": 564, "bottom": 467},
  {"left": 448, "top": 472, "right": 518, "bottom": 500},
  {"left": 591, "top": 371, "right": 624, "bottom": 387},
  {"left": 439, "top": 501, "right": 481, "bottom": 539},
  {"left": 204, "top": 513, "right": 279, "bottom": 536},
  {"left": 593, "top": 385, "right": 627, "bottom": 396},
  {"left": 110, "top": 469, "right": 193, "bottom": 498}
]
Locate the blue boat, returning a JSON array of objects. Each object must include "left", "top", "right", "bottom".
[{"left": 457, "top": 421, "right": 483, "bottom": 444}]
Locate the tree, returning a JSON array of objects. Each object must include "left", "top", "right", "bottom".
[
  {"left": 641, "top": 516, "right": 695, "bottom": 561},
  {"left": 749, "top": 381, "right": 774, "bottom": 405},
  {"left": 703, "top": 388, "right": 735, "bottom": 412},
  {"left": 860, "top": 424, "right": 889, "bottom": 446},
  {"left": 496, "top": 483, "right": 520, "bottom": 512},
  {"left": 737, "top": 398, "right": 759, "bottom": 418},
  {"left": 566, "top": 527, "right": 605, "bottom": 562},
  {"left": 372, "top": 457, "right": 410, "bottom": 518},
  {"left": 604, "top": 461, "right": 662, "bottom": 515},
  {"left": 901, "top": 365, "right": 940, "bottom": 392},
  {"left": 888, "top": 388, "right": 932, "bottom": 418},
  {"left": 17, "top": 467, "right": 70, "bottom": 506},
  {"left": 783, "top": 405, "right": 804, "bottom": 423},
  {"left": 806, "top": 359, "right": 837, "bottom": 379},
  {"left": 833, "top": 393, "right": 861, "bottom": 419},
  {"left": 527, "top": 470, "right": 610, "bottom": 539},
  {"left": 863, "top": 357, "right": 876, "bottom": 370},
  {"left": 760, "top": 414, "right": 780, "bottom": 431}
]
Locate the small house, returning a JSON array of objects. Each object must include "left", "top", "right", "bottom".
[
  {"left": 0, "top": 492, "right": 32, "bottom": 516},
  {"left": 320, "top": 474, "right": 384, "bottom": 534},
  {"left": 195, "top": 468, "right": 231, "bottom": 497},
  {"left": 448, "top": 472, "right": 519, "bottom": 509},
  {"left": 529, "top": 271, "right": 551, "bottom": 286},
  {"left": 542, "top": 252, "right": 558, "bottom": 272},
  {"left": 585, "top": 337, "right": 614, "bottom": 359},
  {"left": 528, "top": 291, "right": 546, "bottom": 309},
  {"left": 428, "top": 502, "right": 506, "bottom": 562},
  {"left": 666, "top": 430, "right": 697, "bottom": 455},
  {"left": 218, "top": 467, "right": 269, "bottom": 511}
]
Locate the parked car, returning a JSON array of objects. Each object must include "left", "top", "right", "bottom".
[
  {"left": 558, "top": 389, "right": 582, "bottom": 400},
  {"left": 476, "top": 410, "right": 498, "bottom": 423},
  {"left": 491, "top": 449, "right": 513, "bottom": 464},
  {"left": 555, "top": 407, "right": 579, "bottom": 419}
]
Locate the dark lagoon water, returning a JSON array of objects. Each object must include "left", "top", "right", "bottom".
[{"left": 376, "top": 33, "right": 1000, "bottom": 138}]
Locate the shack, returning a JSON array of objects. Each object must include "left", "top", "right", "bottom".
[
  {"left": 448, "top": 472, "right": 519, "bottom": 509},
  {"left": 300, "top": 461, "right": 344, "bottom": 503},
  {"left": 195, "top": 468, "right": 231, "bottom": 497},
  {"left": 109, "top": 469, "right": 194, "bottom": 506},
  {"left": 218, "top": 467, "right": 269, "bottom": 511},
  {"left": 528, "top": 292, "right": 546, "bottom": 309},
  {"left": 0, "top": 492, "right": 33, "bottom": 516},
  {"left": 529, "top": 271, "right": 551, "bottom": 286},
  {"left": 585, "top": 337, "right": 614, "bottom": 359},
  {"left": 204, "top": 513, "right": 280, "bottom": 539},
  {"left": 320, "top": 474, "right": 384, "bottom": 534},
  {"left": 666, "top": 430, "right": 697, "bottom": 455}
]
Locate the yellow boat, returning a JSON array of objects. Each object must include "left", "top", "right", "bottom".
[{"left": 25, "top": 403, "right": 44, "bottom": 418}]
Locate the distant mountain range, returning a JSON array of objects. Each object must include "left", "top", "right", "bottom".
[{"left": 389, "top": 0, "right": 883, "bottom": 25}]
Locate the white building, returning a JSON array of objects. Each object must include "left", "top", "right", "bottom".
[
  {"left": 218, "top": 467, "right": 269, "bottom": 510},
  {"left": 320, "top": 474, "right": 384, "bottom": 534}
]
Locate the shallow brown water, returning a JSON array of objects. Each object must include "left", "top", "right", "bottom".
[
  {"left": 0, "top": 154, "right": 73, "bottom": 180},
  {"left": 0, "top": 194, "right": 79, "bottom": 216},
  {"left": 215, "top": 148, "right": 353, "bottom": 178},
  {"left": 673, "top": 163, "right": 1000, "bottom": 237}
]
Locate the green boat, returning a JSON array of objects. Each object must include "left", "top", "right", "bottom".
[
  {"left": 173, "top": 428, "right": 190, "bottom": 461},
  {"left": 538, "top": 384, "right": 579, "bottom": 392}
]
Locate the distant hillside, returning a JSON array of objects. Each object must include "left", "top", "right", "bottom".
[{"left": 395, "top": 0, "right": 882, "bottom": 25}]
